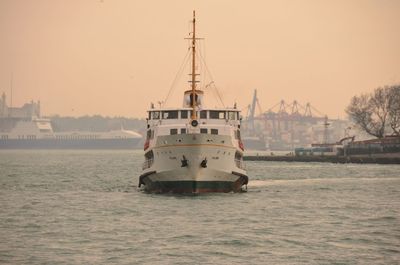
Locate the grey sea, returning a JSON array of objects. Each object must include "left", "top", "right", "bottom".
[{"left": 0, "top": 150, "right": 399, "bottom": 265}]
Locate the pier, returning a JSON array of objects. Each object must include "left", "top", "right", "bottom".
[{"left": 244, "top": 155, "right": 400, "bottom": 164}]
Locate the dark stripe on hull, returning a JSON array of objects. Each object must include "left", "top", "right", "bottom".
[{"left": 139, "top": 173, "right": 248, "bottom": 193}]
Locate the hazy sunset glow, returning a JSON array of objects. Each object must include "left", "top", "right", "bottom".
[{"left": 1, "top": 0, "right": 399, "bottom": 118}]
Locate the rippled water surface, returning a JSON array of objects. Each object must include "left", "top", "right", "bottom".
[{"left": 0, "top": 150, "right": 399, "bottom": 264}]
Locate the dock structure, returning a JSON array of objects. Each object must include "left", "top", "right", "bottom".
[
  {"left": 244, "top": 136, "right": 400, "bottom": 164},
  {"left": 244, "top": 155, "right": 400, "bottom": 164},
  {"left": 242, "top": 90, "right": 349, "bottom": 151}
]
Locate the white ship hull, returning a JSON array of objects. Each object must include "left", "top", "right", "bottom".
[{"left": 139, "top": 134, "right": 248, "bottom": 193}]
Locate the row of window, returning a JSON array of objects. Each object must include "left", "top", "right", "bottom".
[
  {"left": 149, "top": 110, "right": 240, "bottom": 120},
  {"left": 55, "top": 135, "right": 100, "bottom": 140},
  {"left": 7, "top": 135, "right": 39, "bottom": 140},
  {"left": 0, "top": 135, "right": 37, "bottom": 140},
  {"left": 145, "top": 128, "right": 240, "bottom": 138},
  {"left": 170, "top": 128, "right": 219, "bottom": 135}
]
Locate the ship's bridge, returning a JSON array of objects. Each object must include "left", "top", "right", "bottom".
[{"left": 146, "top": 108, "right": 241, "bottom": 137}]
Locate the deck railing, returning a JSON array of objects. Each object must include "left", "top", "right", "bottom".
[
  {"left": 142, "top": 158, "right": 154, "bottom": 170},
  {"left": 234, "top": 159, "right": 245, "bottom": 170}
]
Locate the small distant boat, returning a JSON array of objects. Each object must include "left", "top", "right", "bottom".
[{"left": 138, "top": 11, "right": 248, "bottom": 193}]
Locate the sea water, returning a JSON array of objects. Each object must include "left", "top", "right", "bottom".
[{"left": 0, "top": 150, "right": 399, "bottom": 264}]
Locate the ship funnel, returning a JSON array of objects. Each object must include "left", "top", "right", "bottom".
[{"left": 183, "top": 90, "right": 204, "bottom": 108}]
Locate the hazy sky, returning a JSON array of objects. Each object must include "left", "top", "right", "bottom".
[{"left": 0, "top": 0, "right": 399, "bottom": 119}]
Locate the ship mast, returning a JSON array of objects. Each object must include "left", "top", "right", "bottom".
[{"left": 190, "top": 10, "right": 197, "bottom": 120}]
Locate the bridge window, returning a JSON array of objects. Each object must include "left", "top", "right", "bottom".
[
  {"left": 170, "top": 129, "right": 178, "bottom": 135},
  {"left": 162, "top": 111, "right": 178, "bottom": 119},
  {"left": 211, "top": 129, "right": 218, "bottom": 135},
  {"left": 228, "top": 111, "right": 236, "bottom": 120},
  {"left": 180, "top": 128, "right": 186, "bottom": 134},
  {"left": 210, "top": 111, "right": 225, "bottom": 119},
  {"left": 200, "top": 110, "right": 207, "bottom": 119},
  {"left": 200, "top": 128, "right": 208, "bottom": 134},
  {"left": 151, "top": 111, "right": 160, "bottom": 119},
  {"left": 180, "top": 110, "right": 188, "bottom": 119}
]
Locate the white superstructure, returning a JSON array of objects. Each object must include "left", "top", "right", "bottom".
[{"left": 0, "top": 118, "right": 54, "bottom": 140}]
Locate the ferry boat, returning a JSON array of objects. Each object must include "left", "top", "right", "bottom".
[
  {"left": 0, "top": 117, "right": 142, "bottom": 149},
  {"left": 0, "top": 91, "right": 142, "bottom": 149},
  {"left": 138, "top": 11, "right": 249, "bottom": 193}
]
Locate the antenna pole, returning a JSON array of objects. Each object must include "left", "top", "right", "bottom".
[
  {"left": 10, "top": 72, "right": 13, "bottom": 118},
  {"left": 191, "top": 10, "right": 197, "bottom": 120},
  {"left": 323, "top": 115, "right": 330, "bottom": 144}
]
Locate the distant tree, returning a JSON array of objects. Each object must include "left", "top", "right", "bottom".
[
  {"left": 388, "top": 85, "right": 400, "bottom": 135},
  {"left": 346, "top": 85, "right": 400, "bottom": 138}
]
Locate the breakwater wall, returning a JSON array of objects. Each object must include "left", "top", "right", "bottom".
[{"left": 243, "top": 155, "right": 400, "bottom": 164}]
